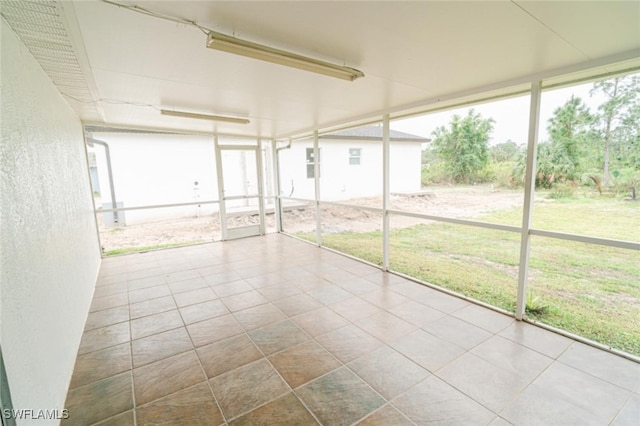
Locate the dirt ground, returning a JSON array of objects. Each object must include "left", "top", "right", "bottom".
[{"left": 97, "top": 185, "right": 524, "bottom": 251}]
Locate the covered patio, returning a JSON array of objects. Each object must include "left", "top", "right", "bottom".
[
  {"left": 63, "top": 235, "right": 639, "bottom": 425},
  {"left": 2, "top": 1, "right": 639, "bottom": 425}
]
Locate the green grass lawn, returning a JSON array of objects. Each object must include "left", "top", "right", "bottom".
[
  {"left": 104, "top": 241, "right": 204, "bottom": 256},
  {"left": 300, "top": 196, "right": 640, "bottom": 356}
]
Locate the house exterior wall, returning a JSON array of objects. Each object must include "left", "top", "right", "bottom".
[
  {"left": 0, "top": 20, "right": 101, "bottom": 424},
  {"left": 279, "top": 139, "right": 422, "bottom": 201},
  {"left": 92, "top": 133, "right": 219, "bottom": 224}
]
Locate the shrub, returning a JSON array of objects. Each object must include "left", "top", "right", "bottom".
[{"left": 548, "top": 183, "right": 576, "bottom": 199}]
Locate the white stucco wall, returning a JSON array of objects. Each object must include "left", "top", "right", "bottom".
[
  {"left": 279, "top": 139, "right": 421, "bottom": 201},
  {"left": 1, "top": 20, "right": 101, "bottom": 425},
  {"left": 92, "top": 133, "right": 219, "bottom": 224}
]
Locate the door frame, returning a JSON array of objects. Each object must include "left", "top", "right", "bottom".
[{"left": 214, "top": 136, "right": 266, "bottom": 240}]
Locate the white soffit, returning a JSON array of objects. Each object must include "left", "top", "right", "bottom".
[{"left": 0, "top": 0, "right": 102, "bottom": 121}]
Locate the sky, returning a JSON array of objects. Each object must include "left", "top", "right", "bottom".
[{"left": 390, "top": 81, "right": 608, "bottom": 147}]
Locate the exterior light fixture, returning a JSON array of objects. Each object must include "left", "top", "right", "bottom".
[
  {"left": 206, "top": 31, "right": 364, "bottom": 81},
  {"left": 160, "top": 109, "right": 250, "bottom": 124}
]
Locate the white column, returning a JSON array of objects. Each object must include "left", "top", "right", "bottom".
[
  {"left": 382, "top": 115, "right": 391, "bottom": 270},
  {"left": 516, "top": 81, "right": 542, "bottom": 320},
  {"left": 272, "top": 139, "right": 283, "bottom": 233},
  {"left": 314, "top": 130, "right": 322, "bottom": 246},
  {"left": 256, "top": 139, "right": 266, "bottom": 235},
  {"left": 213, "top": 135, "right": 228, "bottom": 241}
]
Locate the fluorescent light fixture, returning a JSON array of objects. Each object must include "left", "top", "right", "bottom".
[
  {"left": 206, "top": 31, "right": 364, "bottom": 81},
  {"left": 161, "top": 109, "right": 250, "bottom": 124}
]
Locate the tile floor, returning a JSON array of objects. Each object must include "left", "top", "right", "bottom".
[{"left": 63, "top": 234, "right": 640, "bottom": 425}]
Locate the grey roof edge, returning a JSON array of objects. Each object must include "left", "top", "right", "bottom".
[{"left": 321, "top": 125, "right": 429, "bottom": 142}]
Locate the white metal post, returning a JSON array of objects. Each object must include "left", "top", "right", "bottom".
[
  {"left": 314, "top": 130, "right": 322, "bottom": 246},
  {"left": 256, "top": 139, "right": 266, "bottom": 235},
  {"left": 516, "top": 81, "right": 542, "bottom": 320},
  {"left": 272, "top": 139, "right": 283, "bottom": 233},
  {"left": 213, "top": 135, "right": 228, "bottom": 240},
  {"left": 382, "top": 115, "right": 391, "bottom": 271}
]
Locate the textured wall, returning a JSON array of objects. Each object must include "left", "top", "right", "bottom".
[
  {"left": 92, "top": 133, "right": 219, "bottom": 224},
  {"left": 1, "top": 19, "right": 101, "bottom": 424}
]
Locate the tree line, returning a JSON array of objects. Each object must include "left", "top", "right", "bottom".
[{"left": 423, "top": 74, "right": 640, "bottom": 199}]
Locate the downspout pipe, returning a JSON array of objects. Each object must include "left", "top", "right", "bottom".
[
  {"left": 86, "top": 137, "right": 119, "bottom": 224},
  {"left": 274, "top": 139, "right": 292, "bottom": 232}
]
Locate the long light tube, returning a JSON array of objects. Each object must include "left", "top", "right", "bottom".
[
  {"left": 206, "top": 31, "right": 364, "bottom": 81},
  {"left": 160, "top": 109, "right": 250, "bottom": 124}
]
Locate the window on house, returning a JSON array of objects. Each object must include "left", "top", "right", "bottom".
[
  {"left": 349, "top": 148, "right": 361, "bottom": 165},
  {"left": 306, "top": 147, "right": 320, "bottom": 178}
]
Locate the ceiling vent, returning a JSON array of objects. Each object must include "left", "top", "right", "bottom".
[{"left": 1, "top": 0, "right": 101, "bottom": 121}]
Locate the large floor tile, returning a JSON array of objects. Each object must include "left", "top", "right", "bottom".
[
  {"left": 136, "top": 382, "right": 224, "bottom": 426},
  {"left": 210, "top": 359, "right": 289, "bottom": 420},
  {"left": 132, "top": 327, "right": 194, "bottom": 368},
  {"left": 94, "top": 410, "right": 135, "bottom": 426},
  {"left": 228, "top": 392, "right": 318, "bottom": 426},
  {"left": 63, "top": 372, "right": 133, "bottom": 426},
  {"left": 391, "top": 329, "right": 466, "bottom": 372},
  {"left": 334, "top": 277, "right": 380, "bottom": 296},
  {"left": 414, "top": 289, "right": 470, "bottom": 313},
  {"left": 452, "top": 304, "right": 514, "bottom": 333},
  {"left": 187, "top": 313, "right": 245, "bottom": 347},
  {"left": 471, "top": 335, "right": 554, "bottom": 382},
  {"left": 130, "top": 309, "right": 184, "bottom": 340},
  {"left": 248, "top": 320, "right": 310, "bottom": 356},
  {"left": 197, "top": 334, "right": 262, "bottom": 378},
  {"left": 257, "top": 283, "right": 303, "bottom": 301},
  {"left": 389, "top": 300, "right": 447, "bottom": 327},
  {"left": 392, "top": 375, "right": 494, "bottom": 425},
  {"left": 558, "top": 342, "right": 640, "bottom": 392},
  {"left": 316, "top": 324, "right": 384, "bottom": 363},
  {"left": 348, "top": 346, "right": 430, "bottom": 399},
  {"left": 84, "top": 305, "right": 129, "bottom": 331},
  {"left": 128, "top": 284, "right": 171, "bottom": 304},
  {"left": 232, "top": 303, "right": 287, "bottom": 331},
  {"left": 355, "top": 312, "right": 417, "bottom": 345},
  {"left": 329, "top": 297, "right": 384, "bottom": 322},
  {"left": 179, "top": 299, "right": 229, "bottom": 325},
  {"left": 70, "top": 343, "right": 131, "bottom": 389},
  {"left": 245, "top": 272, "right": 288, "bottom": 288},
  {"left": 211, "top": 279, "right": 254, "bottom": 298},
  {"left": 293, "top": 307, "right": 351, "bottom": 337},
  {"left": 78, "top": 322, "right": 131, "bottom": 355},
  {"left": 422, "top": 314, "right": 492, "bottom": 350},
  {"left": 133, "top": 351, "right": 206, "bottom": 406},
  {"left": 296, "top": 367, "right": 385, "bottom": 426},
  {"left": 168, "top": 277, "right": 209, "bottom": 294},
  {"left": 221, "top": 290, "right": 270, "bottom": 312},
  {"left": 356, "top": 404, "right": 414, "bottom": 426},
  {"left": 163, "top": 269, "right": 201, "bottom": 284},
  {"left": 307, "top": 285, "right": 353, "bottom": 306},
  {"left": 498, "top": 321, "right": 573, "bottom": 359},
  {"left": 517, "top": 362, "right": 632, "bottom": 424},
  {"left": 90, "top": 293, "right": 128, "bottom": 312},
  {"left": 173, "top": 287, "right": 218, "bottom": 308},
  {"left": 501, "top": 383, "right": 604, "bottom": 425},
  {"left": 612, "top": 394, "right": 640, "bottom": 426},
  {"left": 436, "top": 352, "right": 531, "bottom": 412},
  {"left": 360, "top": 288, "right": 411, "bottom": 310},
  {"left": 129, "top": 295, "right": 176, "bottom": 319},
  {"left": 269, "top": 341, "right": 342, "bottom": 388},
  {"left": 128, "top": 276, "right": 167, "bottom": 291},
  {"left": 272, "top": 293, "right": 323, "bottom": 317}
]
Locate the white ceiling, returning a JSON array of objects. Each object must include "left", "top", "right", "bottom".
[{"left": 50, "top": 1, "right": 640, "bottom": 137}]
